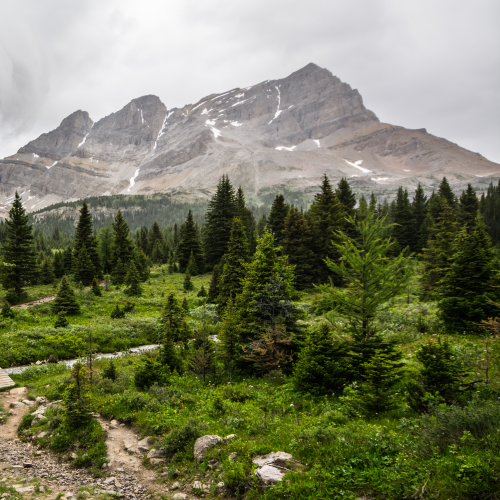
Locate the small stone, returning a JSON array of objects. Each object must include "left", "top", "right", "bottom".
[
  {"left": 150, "top": 458, "right": 165, "bottom": 465},
  {"left": 217, "top": 481, "right": 225, "bottom": 491},
  {"left": 70, "top": 453, "right": 78, "bottom": 460},
  {"left": 23, "top": 462, "right": 33, "bottom": 468},
  {"left": 208, "top": 459, "right": 219, "bottom": 469},
  {"left": 171, "top": 481, "right": 180, "bottom": 490},
  {"left": 147, "top": 449, "right": 164, "bottom": 459},
  {"left": 8, "top": 409, "right": 17, "bottom": 415},
  {"left": 224, "top": 434, "right": 237, "bottom": 442},
  {"left": 171, "top": 494, "right": 187, "bottom": 500},
  {"left": 137, "top": 446, "right": 149, "bottom": 452},
  {"left": 103, "top": 477, "right": 116, "bottom": 485},
  {"left": 137, "top": 436, "right": 152, "bottom": 448},
  {"left": 229, "top": 452, "right": 237, "bottom": 461},
  {"left": 81, "top": 492, "right": 91, "bottom": 497},
  {"left": 193, "top": 435, "right": 222, "bottom": 462},
  {"left": 38, "top": 431, "right": 48, "bottom": 438},
  {"left": 38, "top": 486, "right": 46, "bottom": 493},
  {"left": 109, "top": 419, "right": 119, "bottom": 429}
]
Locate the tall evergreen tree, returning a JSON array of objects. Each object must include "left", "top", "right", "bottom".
[
  {"left": 282, "top": 206, "right": 315, "bottom": 289},
  {"left": 219, "top": 218, "right": 248, "bottom": 307},
  {"left": 0, "top": 192, "right": 38, "bottom": 296},
  {"left": 207, "top": 264, "right": 221, "bottom": 303},
  {"left": 438, "top": 214, "right": 500, "bottom": 332},
  {"left": 391, "top": 187, "right": 414, "bottom": 252},
  {"left": 52, "top": 276, "right": 80, "bottom": 316},
  {"left": 412, "top": 183, "right": 428, "bottom": 254},
  {"left": 267, "top": 194, "right": 289, "bottom": 245},
  {"left": 74, "top": 247, "right": 94, "bottom": 286},
  {"left": 420, "top": 203, "right": 460, "bottom": 300},
  {"left": 112, "top": 258, "right": 127, "bottom": 285},
  {"left": 39, "top": 258, "right": 55, "bottom": 285},
  {"left": 257, "top": 214, "right": 267, "bottom": 237},
  {"left": 186, "top": 250, "right": 199, "bottom": 276},
  {"left": 110, "top": 210, "right": 134, "bottom": 271},
  {"left": 203, "top": 175, "right": 236, "bottom": 267},
  {"left": 438, "top": 177, "right": 456, "bottom": 209},
  {"left": 73, "top": 202, "right": 101, "bottom": 278},
  {"left": 98, "top": 227, "right": 113, "bottom": 274},
  {"left": 335, "top": 177, "right": 356, "bottom": 217},
  {"left": 63, "top": 247, "right": 73, "bottom": 275},
  {"left": 148, "top": 221, "right": 164, "bottom": 259},
  {"left": 308, "top": 175, "right": 346, "bottom": 283},
  {"left": 53, "top": 251, "right": 65, "bottom": 279},
  {"left": 160, "top": 293, "right": 189, "bottom": 343},
  {"left": 217, "top": 298, "right": 240, "bottom": 381},
  {"left": 457, "top": 184, "right": 479, "bottom": 229},
  {"left": 177, "top": 210, "right": 204, "bottom": 273},
  {"left": 124, "top": 261, "right": 143, "bottom": 296}
]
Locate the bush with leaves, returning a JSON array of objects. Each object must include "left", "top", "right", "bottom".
[
  {"left": 102, "top": 359, "right": 117, "bottom": 381},
  {"left": 134, "top": 356, "right": 169, "bottom": 390},
  {"left": 54, "top": 314, "right": 69, "bottom": 328},
  {"left": 0, "top": 301, "right": 15, "bottom": 319},
  {"left": 63, "top": 362, "right": 91, "bottom": 427},
  {"left": 110, "top": 305, "right": 125, "bottom": 319}
]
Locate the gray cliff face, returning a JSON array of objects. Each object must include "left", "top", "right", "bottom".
[
  {"left": 0, "top": 63, "right": 498, "bottom": 215},
  {"left": 18, "top": 110, "right": 93, "bottom": 161}
]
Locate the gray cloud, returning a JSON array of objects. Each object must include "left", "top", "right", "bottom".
[{"left": 1, "top": 0, "right": 499, "bottom": 162}]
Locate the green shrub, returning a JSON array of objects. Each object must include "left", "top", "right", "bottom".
[
  {"left": 119, "top": 389, "right": 149, "bottom": 411},
  {"left": 134, "top": 357, "right": 169, "bottom": 390},
  {"left": 162, "top": 418, "right": 205, "bottom": 458},
  {"left": 222, "top": 384, "right": 251, "bottom": 402},
  {"left": 102, "top": 360, "right": 117, "bottom": 381}
]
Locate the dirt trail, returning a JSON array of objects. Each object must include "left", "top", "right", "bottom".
[{"left": 0, "top": 389, "right": 196, "bottom": 500}]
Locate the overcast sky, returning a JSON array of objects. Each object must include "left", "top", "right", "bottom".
[{"left": 0, "top": 0, "right": 499, "bottom": 162}]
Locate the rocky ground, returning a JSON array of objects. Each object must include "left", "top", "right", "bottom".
[{"left": 0, "top": 389, "right": 221, "bottom": 500}]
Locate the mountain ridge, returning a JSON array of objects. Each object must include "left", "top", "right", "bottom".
[{"left": 0, "top": 63, "right": 498, "bottom": 217}]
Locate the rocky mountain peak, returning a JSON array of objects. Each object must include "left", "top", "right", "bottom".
[{"left": 18, "top": 110, "right": 93, "bottom": 161}]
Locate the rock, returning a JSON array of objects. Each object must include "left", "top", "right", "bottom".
[
  {"left": 255, "top": 464, "right": 287, "bottom": 486},
  {"left": 147, "top": 448, "right": 164, "bottom": 459},
  {"left": 70, "top": 453, "right": 78, "bottom": 459},
  {"left": 252, "top": 451, "right": 293, "bottom": 467},
  {"left": 171, "top": 481, "right": 180, "bottom": 490},
  {"left": 48, "top": 355, "right": 58, "bottom": 363},
  {"left": 36, "top": 396, "right": 48, "bottom": 405},
  {"left": 208, "top": 458, "right": 219, "bottom": 469},
  {"left": 10, "top": 387, "right": 27, "bottom": 395},
  {"left": 22, "top": 462, "right": 33, "bottom": 468},
  {"left": 172, "top": 494, "right": 187, "bottom": 500},
  {"left": 224, "top": 434, "right": 237, "bottom": 443},
  {"left": 13, "top": 486, "right": 35, "bottom": 493},
  {"left": 38, "top": 431, "right": 48, "bottom": 438},
  {"left": 10, "top": 402, "right": 25, "bottom": 408},
  {"left": 31, "top": 414, "right": 47, "bottom": 426},
  {"left": 229, "top": 452, "right": 237, "bottom": 461},
  {"left": 38, "top": 486, "right": 46, "bottom": 493},
  {"left": 150, "top": 458, "right": 165, "bottom": 465},
  {"left": 109, "top": 419, "right": 119, "bottom": 429},
  {"left": 137, "top": 445, "right": 150, "bottom": 452},
  {"left": 137, "top": 436, "right": 152, "bottom": 449},
  {"left": 8, "top": 409, "right": 17, "bottom": 415},
  {"left": 20, "top": 399, "right": 35, "bottom": 407},
  {"left": 123, "top": 440, "right": 135, "bottom": 450},
  {"left": 36, "top": 360, "right": 43, "bottom": 365},
  {"left": 103, "top": 477, "right": 115, "bottom": 485},
  {"left": 193, "top": 435, "right": 222, "bottom": 462},
  {"left": 126, "top": 447, "right": 139, "bottom": 455}
]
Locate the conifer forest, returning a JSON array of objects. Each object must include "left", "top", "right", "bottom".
[{"left": 1, "top": 175, "right": 500, "bottom": 499}]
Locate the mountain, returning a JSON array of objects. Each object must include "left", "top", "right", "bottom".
[{"left": 1, "top": 63, "right": 498, "bottom": 217}]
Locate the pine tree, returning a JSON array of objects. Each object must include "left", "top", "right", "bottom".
[
  {"left": 292, "top": 323, "right": 351, "bottom": 394},
  {"left": 98, "top": 226, "right": 113, "bottom": 274},
  {"left": 457, "top": 184, "right": 479, "bottom": 229},
  {"left": 219, "top": 218, "right": 248, "bottom": 307},
  {"left": 63, "top": 247, "right": 73, "bottom": 275},
  {"left": 203, "top": 175, "right": 237, "bottom": 267},
  {"left": 267, "top": 194, "right": 289, "bottom": 245},
  {"left": 133, "top": 247, "right": 149, "bottom": 281},
  {"left": 438, "top": 177, "right": 456, "bottom": 209},
  {"left": 160, "top": 293, "right": 188, "bottom": 343},
  {"left": 186, "top": 251, "right": 199, "bottom": 276},
  {"left": 438, "top": 214, "right": 500, "bottom": 332},
  {"left": 368, "top": 193, "right": 377, "bottom": 214},
  {"left": 91, "top": 277, "right": 102, "bottom": 296},
  {"left": 257, "top": 214, "right": 267, "bottom": 237},
  {"left": 73, "top": 202, "right": 101, "bottom": 278},
  {"left": 391, "top": 187, "right": 414, "bottom": 253},
  {"left": 177, "top": 210, "right": 204, "bottom": 273},
  {"left": 407, "top": 339, "right": 466, "bottom": 411},
  {"left": 197, "top": 285, "right": 207, "bottom": 298},
  {"left": 148, "top": 221, "right": 164, "bottom": 256},
  {"left": 282, "top": 206, "right": 315, "bottom": 289},
  {"left": 336, "top": 177, "right": 356, "bottom": 217},
  {"left": 349, "top": 350, "right": 403, "bottom": 415},
  {"left": 207, "top": 265, "right": 220, "bottom": 303},
  {"left": 39, "top": 258, "right": 55, "bottom": 285},
  {"left": 183, "top": 274, "right": 194, "bottom": 292},
  {"left": 420, "top": 203, "right": 460, "bottom": 300},
  {"left": 54, "top": 314, "right": 69, "bottom": 328},
  {"left": 53, "top": 252, "right": 65, "bottom": 279},
  {"left": 182, "top": 297, "right": 189, "bottom": 311},
  {"left": 112, "top": 258, "right": 127, "bottom": 285},
  {"left": 110, "top": 305, "right": 125, "bottom": 319},
  {"left": 124, "top": 262, "right": 142, "bottom": 296},
  {"left": 110, "top": 210, "right": 134, "bottom": 271},
  {"left": 102, "top": 360, "right": 117, "bottom": 381},
  {"left": 74, "top": 246, "right": 94, "bottom": 286},
  {"left": 0, "top": 192, "right": 38, "bottom": 296},
  {"left": 217, "top": 298, "right": 241, "bottom": 382},
  {"left": 412, "top": 183, "right": 428, "bottom": 253},
  {"left": 152, "top": 240, "right": 164, "bottom": 264},
  {"left": 308, "top": 174, "right": 346, "bottom": 284},
  {"left": 321, "top": 211, "right": 414, "bottom": 338},
  {"left": 52, "top": 276, "right": 80, "bottom": 316}
]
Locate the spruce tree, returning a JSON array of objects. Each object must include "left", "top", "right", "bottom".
[
  {"left": 321, "top": 211, "right": 413, "bottom": 338},
  {"left": 197, "top": 285, "right": 207, "bottom": 298},
  {"left": 73, "top": 202, "right": 101, "bottom": 278},
  {"left": 335, "top": 177, "right": 356, "bottom": 217},
  {"left": 74, "top": 247, "right": 94, "bottom": 287},
  {"left": 267, "top": 194, "right": 289, "bottom": 245},
  {"left": 53, "top": 252, "right": 65, "bottom": 279},
  {"left": 457, "top": 184, "right": 479, "bottom": 229},
  {"left": 54, "top": 314, "right": 69, "bottom": 328},
  {"left": 133, "top": 247, "right": 149, "bottom": 281},
  {"left": 420, "top": 203, "right": 460, "bottom": 300},
  {"left": 148, "top": 221, "right": 164, "bottom": 256},
  {"left": 292, "top": 323, "right": 351, "bottom": 394},
  {"left": 52, "top": 276, "right": 80, "bottom": 316},
  {"left": 177, "top": 210, "right": 204, "bottom": 273},
  {"left": 110, "top": 210, "right": 134, "bottom": 271},
  {"left": 124, "top": 262, "right": 142, "bottom": 296},
  {"left": 407, "top": 339, "right": 466, "bottom": 411},
  {"left": 217, "top": 298, "right": 241, "bottom": 382},
  {"left": 160, "top": 293, "right": 188, "bottom": 343},
  {"left": 1, "top": 301, "right": 15, "bottom": 319},
  {"left": 183, "top": 274, "right": 194, "bottom": 292},
  {"left": 112, "top": 258, "right": 127, "bottom": 285},
  {"left": 412, "top": 183, "right": 428, "bottom": 253},
  {"left": 438, "top": 214, "right": 500, "bottom": 332},
  {"left": 39, "top": 258, "right": 55, "bottom": 285},
  {"left": 110, "top": 305, "right": 125, "bottom": 319},
  {"left": 207, "top": 264, "right": 221, "bottom": 303},
  {"left": 186, "top": 251, "right": 199, "bottom": 276},
  {"left": 392, "top": 187, "right": 414, "bottom": 253},
  {"left": 203, "top": 175, "right": 237, "bottom": 267},
  {"left": 282, "top": 206, "right": 315, "bottom": 289},
  {"left": 182, "top": 297, "right": 189, "bottom": 311},
  {"left": 308, "top": 174, "right": 346, "bottom": 283},
  {"left": 438, "top": 177, "right": 456, "bottom": 209},
  {"left": 257, "top": 214, "right": 267, "bottom": 237},
  {"left": 91, "top": 277, "right": 102, "bottom": 296},
  {"left": 219, "top": 218, "right": 248, "bottom": 307},
  {"left": 0, "top": 192, "right": 38, "bottom": 296},
  {"left": 63, "top": 247, "right": 73, "bottom": 274},
  {"left": 98, "top": 226, "right": 113, "bottom": 274}
]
